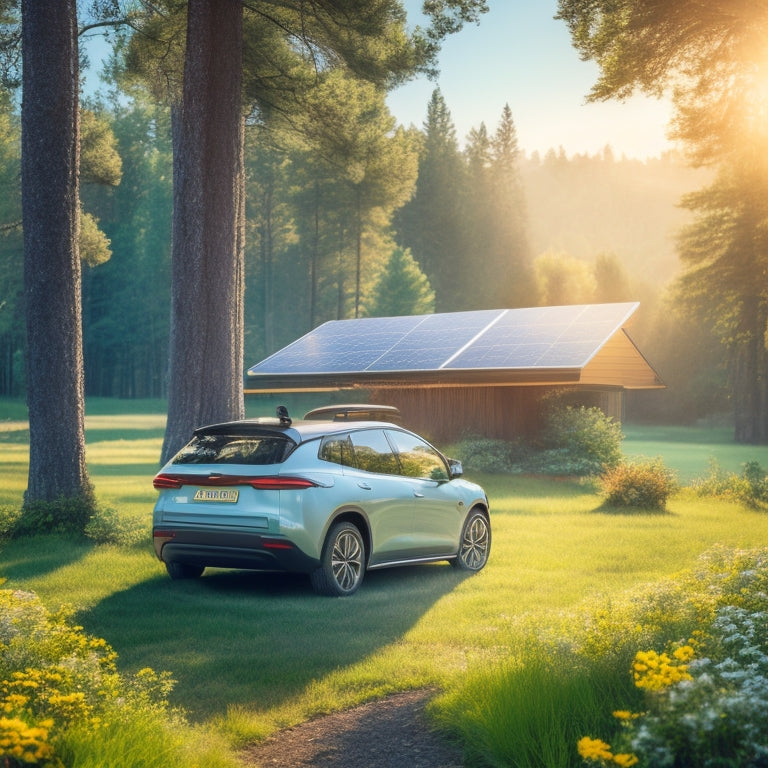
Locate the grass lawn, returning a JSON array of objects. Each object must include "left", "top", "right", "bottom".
[{"left": 2, "top": 399, "right": 768, "bottom": 758}]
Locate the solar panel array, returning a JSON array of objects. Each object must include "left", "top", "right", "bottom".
[{"left": 247, "top": 303, "right": 639, "bottom": 377}]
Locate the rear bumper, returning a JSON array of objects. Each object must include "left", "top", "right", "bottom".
[{"left": 153, "top": 527, "right": 319, "bottom": 574}]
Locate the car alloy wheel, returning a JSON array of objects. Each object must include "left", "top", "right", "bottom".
[
  {"left": 453, "top": 509, "right": 491, "bottom": 571},
  {"left": 311, "top": 521, "right": 365, "bottom": 596}
]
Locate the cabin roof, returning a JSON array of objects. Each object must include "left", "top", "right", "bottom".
[{"left": 245, "top": 302, "right": 664, "bottom": 392}]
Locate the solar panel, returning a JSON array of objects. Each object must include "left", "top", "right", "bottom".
[{"left": 246, "top": 303, "right": 640, "bottom": 377}]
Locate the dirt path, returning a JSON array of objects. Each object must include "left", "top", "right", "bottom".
[{"left": 240, "top": 689, "right": 465, "bottom": 768}]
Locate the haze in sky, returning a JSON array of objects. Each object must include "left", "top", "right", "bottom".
[{"left": 388, "top": 0, "right": 675, "bottom": 159}]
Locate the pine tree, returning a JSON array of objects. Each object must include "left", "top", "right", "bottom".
[
  {"left": 365, "top": 247, "right": 434, "bottom": 317},
  {"left": 21, "top": 0, "right": 94, "bottom": 515},
  {"left": 394, "top": 89, "right": 467, "bottom": 311}
]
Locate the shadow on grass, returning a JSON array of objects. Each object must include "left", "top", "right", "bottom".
[
  {"left": 592, "top": 501, "right": 673, "bottom": 516},
  {"left": 81, "top": 562, "right": 469, "bottom": 720},
  {"left": 85, "top": 427, "right": 166, "bottom": 443},
  {"left": 1, "top": 535, "right": 96, "bottom": 580}
]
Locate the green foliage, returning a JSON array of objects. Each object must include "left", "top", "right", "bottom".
[
  {"left": 83, "top": 505, "right": 148, "bottom": 546},
  {"left": 599, "top": 458, "right": 677, "bottom": 511},
  {"left": 438, "top": 546, "right": 768, "bottom": 768},
  {"left": 11, "top": 494, "right": 97, "bottom": 539},
  {"left": 543, "top": 404, "right": 624, "bottom": 474},
  {"left": 578, "top": 548, "right": 768, "bottom": 768},
  {"left": 449, "top": 404, "right": 624, "bottom": 477},
  {"left": 447, "top": 436, "right": 533, "bottom": 474},
  {"left": 364, "top": 247, "right": 434, "bottom": 317},
  {"left": 693, "top": 459, "right": 768, "bottom": 510},
  {"left": 434, "top": 653, "right": 634, "bottom": 768},
  {"left": 534, "top": 249, "right": 597, "bottom": 305},
  {"left": 0, "top": 586, "right": 235, "bottom": 768}
]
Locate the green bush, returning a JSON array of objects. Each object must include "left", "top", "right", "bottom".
[
  {"left": 449, "top": 405, "right": 624, "bottom": 477},
  {"left": 693, "top": 459, "right": 768, "bottom": 509},
  {"left": 10, "top": 491, "right": 96, "bottom": 538},
  {"left": 599, "top": 458, "right": 677, "bottom": 511},
  {"left": 543, "top": 405, "right": 624, "bottom": 474},
  {"left": 84, "top": 506, "right": 148, "bottom": 546},
  {"left": 448, "top": 436, "right": 533, "bottom": 474}
]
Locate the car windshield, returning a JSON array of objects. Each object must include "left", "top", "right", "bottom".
[{"left": 171, "top": 434, "right": 294, "bottom": 465}]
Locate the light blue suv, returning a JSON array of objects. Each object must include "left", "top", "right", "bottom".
[{"left": 152, "top": 406, "right": 490, "bottom": 596}]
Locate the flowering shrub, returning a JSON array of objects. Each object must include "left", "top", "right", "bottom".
[
  {"left": 0, "top": 586, "right": 176, "bottom": 767},
  {"left": 598, "top": 458, "right": 677, "bottom": 511},
  {"left": 579, "top": 548, "right": 768, "bottom": 768},
  {"left": 0, "top": 714, "right": 59, "bottom": 768}
]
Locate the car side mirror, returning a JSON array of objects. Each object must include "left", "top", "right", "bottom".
[{"left": 448, "top": 458, "right": 463, "bottom": 478}]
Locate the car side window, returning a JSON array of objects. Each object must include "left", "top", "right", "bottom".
[
  {"left": 349, "top": 429, "right": 399, "bottom": 475},
  {"left": 319, "top": 434, "right": 355, "bottom": 467},
  {"left": 386, "top": 430, "right": 449, "bottom": 482}
]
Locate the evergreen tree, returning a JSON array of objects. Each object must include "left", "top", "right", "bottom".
[
  {"left": 0, "top": 91, "right": 22, "bottom": 396},
  {"left": 81, "top": 97, "right": 173, "bottom": 398},
  {"left": 365, "top": 247, "right": 434, "bottom": 317},
  {"left": 162, "top": 0, "right": 245, "bottom": 463},
  {"left": 395, "top": 88, "right": 467, "bottom": 311},
  {"left": 489, "top": 104, "right": 534, "bottom": 306},
  {"left": 21, "top": 0, "right": 94, "bottom": 513},
  {"left": 676, "top": 160, "right": 768, "bottom": 443}
]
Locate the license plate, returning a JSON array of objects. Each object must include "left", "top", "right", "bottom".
[{"left": 193, "top": 489, "right": 239, "bottom": 503}]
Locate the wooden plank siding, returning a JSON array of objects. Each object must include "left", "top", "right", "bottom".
[
  {"left": 580, "top": 330, "right": 664, "bottom": 389},
  {"left": 367, "top": 385, "right": 626, "bottom": 443}
]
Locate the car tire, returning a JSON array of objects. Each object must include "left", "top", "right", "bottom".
[
  {"left": 310, "top": 521, "right": 366, "bottom": 596},
  {"left": 165, "top": 561, "right": 204, "bottom": 580},
  {"left": 452, "top": 508, "right": 491, "bottom": 572}
]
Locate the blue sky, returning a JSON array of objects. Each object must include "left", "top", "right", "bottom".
[{"left": 387, "top": 0, "right": 674, "bottom": 159}]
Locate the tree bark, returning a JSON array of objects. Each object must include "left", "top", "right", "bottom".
[
  {"left": 161, "top": 0, "right": 245, "bottom": 463},
  {"left": 21, "top": 0, "right": 92, "bottom": 507}
]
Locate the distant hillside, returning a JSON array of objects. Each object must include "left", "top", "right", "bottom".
[{"left": 521, "top": 149, "right": 710, "bottom": 287}]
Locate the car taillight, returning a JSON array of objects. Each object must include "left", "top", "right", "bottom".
[
  {"left": 246, "top": 477, "right": 318, "bottom": 490},
  {"left": 153, "top": 474, "right": 183, "bottom": 489},
  {"left": 152, "top": 473, "right": 318, "bottom": 491}
]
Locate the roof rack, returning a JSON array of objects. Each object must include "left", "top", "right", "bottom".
[{"left": 303, "top": 404, "right": 401, "bottom": 423}]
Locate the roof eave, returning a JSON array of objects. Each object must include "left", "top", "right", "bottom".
[{"left": 244, "top": 367, "right": 588, "bottom": 393}]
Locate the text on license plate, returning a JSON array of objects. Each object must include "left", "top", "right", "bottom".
[{"left": 193, "top": 489, "right": 239, "bottom": 503}]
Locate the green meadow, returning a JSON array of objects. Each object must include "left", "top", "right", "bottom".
[{"left": 2, "top": 399, "right": 768, "bottom": 765}]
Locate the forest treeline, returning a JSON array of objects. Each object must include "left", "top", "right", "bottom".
[{"left": 0, "top": 82, "right": 725, "bottom": 426}]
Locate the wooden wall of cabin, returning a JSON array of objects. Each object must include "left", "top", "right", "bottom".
[{"left": 367, "top": 386, "right": 624, "bottom": 444}]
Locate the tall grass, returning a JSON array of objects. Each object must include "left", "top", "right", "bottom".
[
  {"left": 433, "top": 655, "right": 639, "bottom": 768},
  {"left": 3, "top": 406, "right": 768, "bottom": 764}
]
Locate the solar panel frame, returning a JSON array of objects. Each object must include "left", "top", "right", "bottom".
[{"left": 246, "top": 303, "right": 640, "bottom": 379}]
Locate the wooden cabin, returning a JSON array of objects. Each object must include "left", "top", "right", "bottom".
[{"left": 244, "top": 303, "right": 664, "bottom": 443}]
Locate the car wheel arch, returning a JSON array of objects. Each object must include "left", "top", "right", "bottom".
[{"left": 324, "top": 508, "right": 371, "bottom": 565}]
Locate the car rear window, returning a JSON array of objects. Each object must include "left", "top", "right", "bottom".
[{"left": 171, "top": 434, "right": 294, "bottom": 465}]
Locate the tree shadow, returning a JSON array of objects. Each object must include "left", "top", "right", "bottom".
[
  {"left": 591, "top": 501, "right": 674, "bottom": 516},
  {"left": 1, "top": 535, "right": 96, "bottom": 580},
  {"left": 80, "top": 561, "right": 469, "bottom": 720}
]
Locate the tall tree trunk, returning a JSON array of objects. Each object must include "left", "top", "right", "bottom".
[
  {"left": 21, "top": 0, "right": 93, "bottom": 509},
  {"left": 161, "top": 0, "right": 244, "bottom": 463},
  {"left": 732, "top": 296, "right": 768, "bottom": 444}
]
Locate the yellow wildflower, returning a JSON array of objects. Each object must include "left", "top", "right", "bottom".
[
  {"left": 613, "top": 753, "right": 639, "bottom": 767},
  {"left": 578, "top": 736, "right": 614, "bottom": 761}
]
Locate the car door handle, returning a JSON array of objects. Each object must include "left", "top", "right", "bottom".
[
  {"left": 413, "top": 491, "right": 424, "bottom": 498},
  {"left": 358, "top": 481, "right": 372, "bottom": 490}
]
